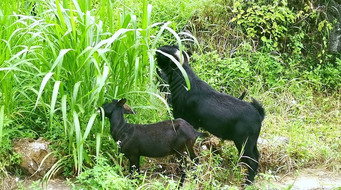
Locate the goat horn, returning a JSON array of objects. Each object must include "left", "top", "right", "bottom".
[{"left": 123, "top": 104, "right": 135, "bottom": 114}]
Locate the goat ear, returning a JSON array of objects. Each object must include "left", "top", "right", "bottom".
[{"left": 117, "top": 98, "right": 127, "bottom": 107}]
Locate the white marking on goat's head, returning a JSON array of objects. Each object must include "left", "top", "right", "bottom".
[{"left": 174, "top": 50, "right": 185, "bottom": 65}]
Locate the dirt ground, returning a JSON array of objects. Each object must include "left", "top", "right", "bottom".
[
  {"left": 257, "top": 168, "right": 341, "bottom": 190},
  {"left": 25, "top": 179, "right": 71, "bottom": 190},
  {"left": 2, "top": 168, "right": 341, "bottom": 189}
]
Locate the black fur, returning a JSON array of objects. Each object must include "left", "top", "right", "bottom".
[
  {"left": 156, "top": 45, "right": 265, "bottom": 185},
  {"left": 100, "top": 98, "right": 208, "bottom": 186}
]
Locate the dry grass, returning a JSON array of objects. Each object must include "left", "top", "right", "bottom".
[{"left": 1, "top": 176, "right": 17, "bottom": 190}]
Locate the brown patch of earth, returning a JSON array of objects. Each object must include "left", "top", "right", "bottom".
[
  {"left": 23, "top": 179, "right": 72, "bottom": 190},
  {"left": 3, "top": 168, "right": 340, "bottom": 189},
  {"left": 1, "top": 176, "right": 72, "bottom": 190}
]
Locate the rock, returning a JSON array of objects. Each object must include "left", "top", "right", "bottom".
[
  {"left": 200, "top": 136, "right": 224, "bottom": 155},
  {"left": 258, "top": 136, "right": 290, "bottom": 147},
  {"left": 269, "top": 168, "right": 341, "bottom": 190},
  {"left": 13, "top": 138, "right": 58, "bottom": 177}
]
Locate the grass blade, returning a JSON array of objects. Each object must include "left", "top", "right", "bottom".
[
  {"left": 81, "top": 113, "right": 96, "bottom": 145},
  {"left": 35, "top": 72, "right": 54, "bottom": 109},
  {"left": 72, "top": 81, "right": 82, "bottom": 106},
  {"left": 50, "top": 81, "right": 61, "bottom": 130},
  {"left": 49, "top": 49, "right": 72, "bottom": 72},
  {"left": 155, "top": 50, "right": 191, "bottom": 90},
  {"left": 73, "top": 111, "right": 82, "bottom": 175},
  {"left": 0, "top": 106, "right": 4, "bottom": 144},
  {"left": 61, "top": 95, "right": 68, "bottom": 136},
  {"left": 96, "top": 133, "right": 101, "bottom": 157}
]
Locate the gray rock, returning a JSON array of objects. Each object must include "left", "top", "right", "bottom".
[
  {"left": 13, "top": 138, "right": 58, "bottom": 177},
  {"left": 258, "top": 136, "right": 290, "bottom": 147}
]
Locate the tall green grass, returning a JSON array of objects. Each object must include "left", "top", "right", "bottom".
[
  {"left": 0, "top": 106, "right": 4, "bottom": 145},
  {"left": 0, "top": 0, "right": 189, "bottom": 177}
]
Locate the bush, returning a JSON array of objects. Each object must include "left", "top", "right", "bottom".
[
  {"left": 191, "top": 44, "right": 288, "bottom": 94},
  {"left": 188, "top": 0, "right": 340, "bottom": 91},
  {"left": 232, "top": 0, "right": 296, "bottom": 51},
  {"left": 73, "top": 156, "right": 137, "bottom": 190}
]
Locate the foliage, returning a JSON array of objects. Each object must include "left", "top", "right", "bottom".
[
  {"left": 189, "top": 0, "right": 340, "bottom": 90},
  {"left": 0, "top": 0, "right": 182, "bottom": 177},
  {"left": 0, "top": 0, "right": 341, "bottom": 189},
  {"left": 232, "top": 0, "right": 297, "bottom": 51},
  {"left": 191, "top": 45, "right": 294, "bottom": 94},
  {"left": 73, "top": 156, "right": 138, "bottom": 190}
]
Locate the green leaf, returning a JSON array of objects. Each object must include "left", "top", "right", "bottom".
[
  {"left": 156, "top": 49, "right": 191, "bottom": 91},
  {"left": 0, "top": 106, "right": 4, "bottom": 144},
  {"left": 35, "top": 72, "right": 54, "bottom": 109},
  {"left": 61, "top": 95, "right": 68, "bottom": 136},
  {"left": 50, "top": 81, "right": 61, "bottom": 129},
  {"left": 50, "top": 49, "right": 72, "bottom": 72}
]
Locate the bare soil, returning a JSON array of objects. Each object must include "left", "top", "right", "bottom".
[
  {"left": 3, "top": 168, "right": 340, "bottom": 190},
  {"left": 257, "top": 168, "right": 341, "bottom": 190}
]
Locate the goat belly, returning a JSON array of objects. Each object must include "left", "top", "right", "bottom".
[{"left": 139, "top": 145, "right": 174, "bottom": 157}]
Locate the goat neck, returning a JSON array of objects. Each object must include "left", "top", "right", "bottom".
[
  {"left": 108, "top": 108, "right": 131, "bottom": 142},
  {"left": 165, "top": 64, "right": 202, "bottom": 101}
]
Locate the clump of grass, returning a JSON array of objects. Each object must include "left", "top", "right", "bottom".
[
  {"left": 258, "top": 86, "right": 341, "bottom": 174},
  {"left": 73, "top": 156, "right": 138, "bottom": 190},
  {"left": 0, "top": 0, "right": 189, "bottom": 178}
]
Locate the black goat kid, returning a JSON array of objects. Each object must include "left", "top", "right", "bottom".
[
  {"left": 156, "top": 45, "right": 265, "bottom": 185},
  {"left": 99, "top": 98, "right": 208, "bottom": 186}
]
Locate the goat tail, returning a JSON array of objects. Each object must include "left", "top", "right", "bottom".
[
  {"left": 196, "top": 131, "right": 210, "bottom": 138},
  {"left": 251, "top": 98, "right": 265, "bottom": 122}
]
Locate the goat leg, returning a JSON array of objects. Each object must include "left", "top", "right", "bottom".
[
  {"left": 128, "top": 155, "right": 140, "bottom": 176},
  {"left": 175, "top": 152, "right": 187, "bottom": 188}
]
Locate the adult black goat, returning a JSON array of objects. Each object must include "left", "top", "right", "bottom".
[
  {"left": 156, "top": 45, "right": 265, "bottom": 185},
  {"left": 99, "top": 98, "right": 208, "bottom": 186},
  {"left": 157, "top": 68, "right": 247, "bottom": 105}
]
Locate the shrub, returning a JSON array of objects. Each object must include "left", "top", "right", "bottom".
[
  {"left": 188, "top": 0, "right": 340, "bottom": 91},
  {"left": 73, "top": 156, "right": 137, "bottom": 190},
  {"left": 190, "top": 44, "right": 288, "bottom": 94}
]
